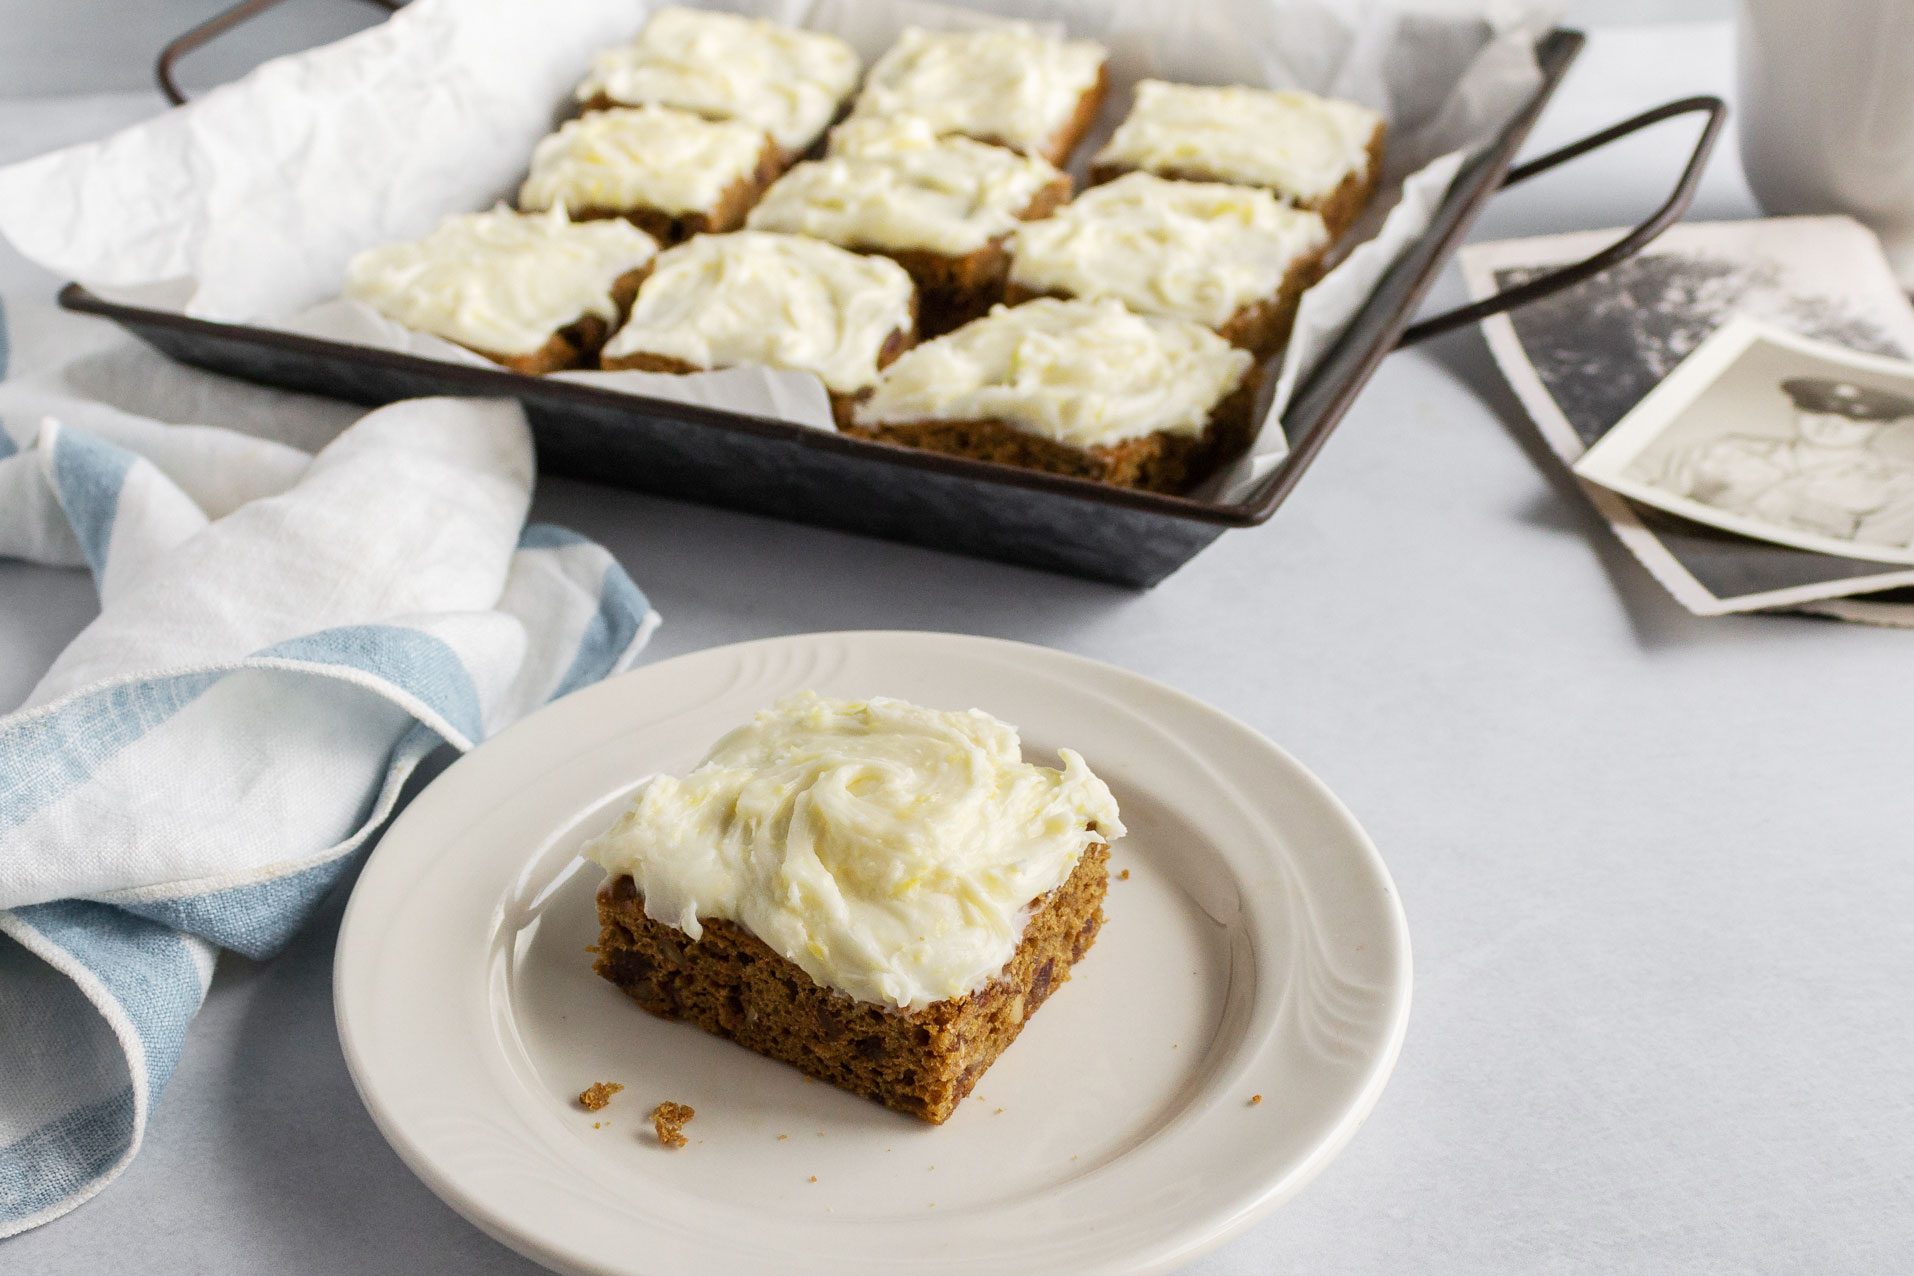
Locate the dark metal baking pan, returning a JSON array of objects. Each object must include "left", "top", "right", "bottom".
[{"left": 63, "top": 22, "right": 1724, "bottom": 586}]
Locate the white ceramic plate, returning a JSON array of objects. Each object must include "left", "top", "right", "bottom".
[{"left": 335, "top": 631, "right": 1411, "bottom": 1275}]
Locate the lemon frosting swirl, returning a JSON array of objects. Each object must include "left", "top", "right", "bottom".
[
  {"left": 519, "top": 105, "right": 771, "bottom": 217},
  {"left": 576, "top": 7, "right": 860, "bottom": 152},
  {"left": 584, "top": 693, "right": 1124, "bottom": 1010},
  {"left": 343, "top": 206, "right": 657, "bottom": 357},
  {"left": 857, "top": 297, "right": 1253, "bottom": 447},
  {"left": 1095, "top": 80, "right": 1383, "bottom": 203},
  {"left": 1010, "top": 172, "right": 1328, "bottom": 328},
  {"left": 603, "top": 231, "right": 914, "bottom": 395},
  {"left": 850, "top": 23, "right": 1106, "bottom": 156},
  {"left": 747, "top": 115, "right": 1064, "bottom": 256}
]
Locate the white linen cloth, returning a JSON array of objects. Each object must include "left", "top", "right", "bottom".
[{"left": 0, "top": 297, "right": 657, "bottom": 1234}]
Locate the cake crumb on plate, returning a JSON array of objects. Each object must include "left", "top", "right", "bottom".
[
  {"left": 577, "top": 1081, "right": 623, "bottom": 1111},
  {"left": 651, "top": 1101, "right": 695, "bottom": 1148},
  {"left": 1249, "top": 1094, "right": 1264, "bottom": 1106}
]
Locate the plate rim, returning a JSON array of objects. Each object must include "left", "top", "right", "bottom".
[{"left": 335, "top": 630, "right": 1413, "bottom": 1275}]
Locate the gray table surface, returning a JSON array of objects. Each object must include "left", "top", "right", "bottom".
[{"left": 6, "top": 13, "right": 1914, "bottom": 1276}]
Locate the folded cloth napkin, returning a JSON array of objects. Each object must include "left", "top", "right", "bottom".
[{"left": 0, "top": 299, "right": 656, "bottom": 1234}]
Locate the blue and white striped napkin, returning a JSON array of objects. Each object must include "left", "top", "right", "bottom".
[{"left": 0, "top": 300, "right": 656, "bottom": 1234}]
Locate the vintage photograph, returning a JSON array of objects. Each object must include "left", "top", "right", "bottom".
[
  {"left": 1576, "top": 319, "right": 1914, "bottom": 565},
  {"left": 1462, "top": 215, "right": 1914, "bottom": 613}
]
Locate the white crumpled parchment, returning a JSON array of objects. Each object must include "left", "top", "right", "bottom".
[{"left": 0, "top": 0, "right": 1559, "bottom": 497}]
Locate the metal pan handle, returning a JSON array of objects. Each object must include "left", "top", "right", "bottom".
[
  {"left": 157, "top": 0, "right": 402, "bottom": 105},
  {"left": 1396, "top": 94, "right": 1728, "bottom": 348}
]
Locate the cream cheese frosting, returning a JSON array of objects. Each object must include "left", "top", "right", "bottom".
[
  {"left": 576, "top": 7, "right": 860, "bottom": 152},
  {"left": 1095, "top": 80, "right": 1383, "bottom": 203},
  {"left": 583, "top": 693, "right": 1123, "bottom": 1010},
  {"left": 849, "top": 23, "right": 1106, "bottom": 156},
  {"left": 1009, "top": 172, "right": 1328, "bottom": 328},
  {"left": 856, "top": 297, "right": 1253, "bottom": 447},
  {"left": 746, "top": 115, "right": 1063, "bottom": 256},
  {"left": 343, "top": 206, "right": 658, "bottom": 357},
  {"left": 602, "top": 231, "right": 914, "bottom": 394},
  {"left": 519, "top": 105, "right": 771, "bottom": 217}
]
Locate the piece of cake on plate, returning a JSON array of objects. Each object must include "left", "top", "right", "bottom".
[
  {"left": 1006, "top": 172, "right": 1330, "bottom": 356},
  {"left": 343, "top": 206, "right": 659, "bottom": 374},
  {"left": 518, "top": 105, "right": 783, "bottom": 244},
  {"left": 586, "top": 693, "right": 1122, "bottom": 1125},
  {"left": 848, "top": 23, "right": 1108, "bottom": 166},
  {"left": 850, "top": 296, "right": 1258, "bottom": 492},
  {"left": 1090, "top": 80, "right": 1386, "bottom": 239},
  {"left": 746, "top": 115, "right": 1071, "bottom": 332},
  {"left": 575, "top": 7, "right": 861, "bottom": 163},
  {"left": 598, "top": 231, "right": 916, "bottom": 424}
]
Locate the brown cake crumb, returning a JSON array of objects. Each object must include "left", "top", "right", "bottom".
[
  {"left": 1118, "top": 869, "right": 1130, "bottom": 881},
  {"left": 1249, "top": 1093, "right": 1264, "bottom": 1106},
  {"left": 808, "top": 1175, "right": 818, "bottom": 1184},
  {"left": 577, "top": 1081, "right": 623, "bottom": 1111},
  {"left": 651, "top": 1101, "right": 695, "bottom": 1149}
]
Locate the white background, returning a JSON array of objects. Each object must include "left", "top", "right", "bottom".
[{"left": 6, "top": 3, "right": 1914, "bottom": 1275}]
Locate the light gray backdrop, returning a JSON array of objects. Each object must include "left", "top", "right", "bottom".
[{"left": 5, "top": 0, "right": 1733, "bottom": 96}]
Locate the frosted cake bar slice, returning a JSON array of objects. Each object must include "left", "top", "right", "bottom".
[
  {"left": 599, "top": 231, "right": 916, "bottom": 424},
  {"left": 850, "top": 297, "right": 1258, "bottom": 492},
  {"left": 849, "top": 23, "right": 1108, "bottom": 166},
  {"left": 1007, "top": 172, "right": 1329, "bottom": 356},
  {"left": 586, "top": 693, "right": 1122, "bottom": 1125},
  {"left": 518, "top": 105, "right": 783, "bottom": 244},
  {"left": 747, "top": 114, "right": 1071, "bottom": 331},
  {"left": 575, "top": 7, "right": 861, "bottom": 160},
  {"left": 343, "top": 206, "right": 658, "bottom": 374},
  {"left": 1091, "top": 80, "right": 1386, "bottom": 238}
]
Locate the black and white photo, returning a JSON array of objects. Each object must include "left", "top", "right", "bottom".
[
  {"left": 1575, "top": 319, "right": 1914, "bottom": 565},
  {"left": 1462, "top": 215, "right": 1914, "bottom": 614}
]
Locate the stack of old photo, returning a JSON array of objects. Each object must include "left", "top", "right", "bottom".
[
  {"left": 336, "top": 5, "right": 1388, "bottom": 497},
  {"left": 1463, "top": 215, "right": 1914, "bottom": 625}
]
